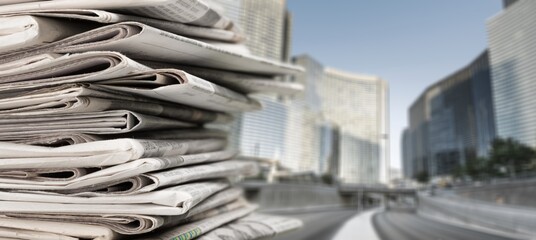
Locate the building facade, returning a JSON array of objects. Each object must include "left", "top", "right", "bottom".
[
  {"left": 206, "top": 2, "right": 389, "bottom": 184},
  {"left": 209, "top": 0, "right": 289, "bottom": 61},
  {"left": 320, "top": 68, "right": 389, "bottom": 184},
  {"left": 401, "top": 128, "right": 414, "bottom": 179},
  {"left": 290, "top": 55, "right": 388, "bottom": 184},
  {"left": 487, "top": 0, "right": 536, "bottom": 148},
  {"left": 403, "top": 51, "right": 495, "bottom": 178},
  {"left": 209, "top": 0, "right": 291, "bottom": 164},
  {"left": 282, "top": 55, "right": 323, "bottom": 173},
  {"left": 238, "top": 96, "right": 288, "bottom": 159}
]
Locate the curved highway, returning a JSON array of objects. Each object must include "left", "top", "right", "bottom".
[{"left": 373, "top": 211, "right": 521, "bottom": 240}]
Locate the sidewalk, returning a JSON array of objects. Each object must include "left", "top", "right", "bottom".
[{"left": 332, "top": 208, "right": 381, "bottom": 240}]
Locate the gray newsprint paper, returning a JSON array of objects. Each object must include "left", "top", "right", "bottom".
[
  {"left": 0, "top": 22, "right": 302, "bottom": 75},
  {"left": 0, "top": 187, "right": 244, "bottom": 237},
  {"left": 97, "top": 69, "right": 262, "bottom": 112},
  {"left": 199, "top": 213, "right": 304, "bottom": 240},
  {"left": 0, "top": 110, "right": 195, "bottom": 137},
  {"left": 145, "top": 63, "right": 304, "bottom": 95},
  {"left": 0, "top": 52, "right": 261, "bottom": 112},
  {"left": 0, "top": 15, "right": 95, "bottom": 54},
  {"left": 17, "top": 160, "right": 258, "bottom": 195},
  {"left": 161, "top": 187, "right": 244, "bottom": 228},
  {"left": 0, "top": 181, "right": 230, "bottom": 234},
  {"left": 0, "top": 83, "right": 233, "bottom": 124},
  {"left": 0, "top": 10, "right": 243, "bottom": 43},
  {"left": 139, "top": 205, "right": 257, "bottom": 240},
  {"left": 0, "top": 0, "right": 235, "bottom": 30},
  {"left": 0, "top": 138, "right": 226, "bottom": 168},
  {"left": 0, "top": 217, "right": 120, "bottom": 239},
  {"left": 0, "top": 51, "right": 151, "bottom": 90},
  {"left": 0, "top": 150, "right": 236, "bottom": 191},
  {"left": 1, "top": 128, "right": 227, "bottom": 146}
]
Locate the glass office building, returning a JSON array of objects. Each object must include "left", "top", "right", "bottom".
[
  {"left": 487, "top": 0, "right": 536, "bottom": 148},
  {"left": 403, "top": 51, "right": 495, "bottom": 178},
  {"left": 209, "top": 0, "right": 288, "bottom": 61}
]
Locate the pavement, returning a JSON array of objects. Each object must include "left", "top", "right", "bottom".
[
  {"left": 373, "top": 211, "right": 524, "bottom": 240},
  {"left": 271, "top": 208, "right": 358, "bottom": 240},
  {"left": 332, "top": 208, "right": 381, "bottom": 240}
]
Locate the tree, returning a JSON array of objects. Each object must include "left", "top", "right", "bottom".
[
  {"left": 465, "top": 157, "right": 488, "bottom": 180},
  {"left": 321, "top": 173, "right": 335, "bottom": 185},
  {"left": 415, "top": 170, "right": 430, "bottom": 184},
  {"left": 488, "top": 138, "right": 536, "bottom": 177}
]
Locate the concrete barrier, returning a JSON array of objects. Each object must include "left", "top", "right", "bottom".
[
  {"left": 418, "top": 194, "right": 536, "bottom": 237},
  {"left": 454, "top": 179, "right": 536, "bottom": 208},
  {"left": 241, "top": 182, "right": 357, "bottom": 211}
]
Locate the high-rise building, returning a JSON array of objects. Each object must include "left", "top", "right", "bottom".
[
  {"left": 209, "top": 0, "right": 288, "bottom": 61},
  {"left": 401, "top": 128, "right": 414, "bottom": 179},
  {"left": 208, "top": 0, "right": 291, "bottom": 165},
  {"left": 238, "top": 96, "right": 288, "bottom": 159},
  {"left": 320, "top": 68, "right": 389, "bottom": 184},
  {"left": 487, "top": 0, "right": 536, "bottom": 148},
  {"left": 283, "top": 55, "right": 323, "bottom": 173},
  {"left": 403, "top": 51, "right": 495, "bottom": 178},
  {"left": 503, "top": 0, "right": 519, "bottom": 8},
  {"left": 291, "top": 55, "right": 388, "bottom": 184},
  {"left": 318, "top": 122, "right": 340, "bottom": 177},
  {"left": 208, "top": 1, "right": 389, "bottom": 184}
]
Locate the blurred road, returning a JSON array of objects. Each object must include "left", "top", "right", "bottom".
[
  {"left": 373, "top": 211, "right": 521, "bottom": 240},
  {"left": 271, "top": 209, "right": 358, "bottom": 240}
]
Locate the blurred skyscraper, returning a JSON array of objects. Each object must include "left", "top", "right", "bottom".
[
  {"left": 292, "top": 55, "right": 389, "bottom": 184},
  {"left": 208, "top": 0, "right": 291, "bottom": 163},
  {"left": 487, "top": 0, "right": 536, "bottom": 148},
  {"left": 320, "top": 68, "right": 389, "bottom": 184},
  {"left": 211, "top": 0, "right": 389, "bottom": 184},
  {"left": 208, "top": 0, "right": 290, "bottom": 61},
  {"left": 402, "top": 51, "right": 496, "bottom": 179}
]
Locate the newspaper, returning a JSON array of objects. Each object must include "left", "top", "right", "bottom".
[
  {"left": 2, "top": 9, "right": 243, "bottom": 42},
  {"left": 0, "top": 0, "right": 234, "bottom": 30},
  {"left": 0, "top": 226, "right": 81, "bottom": 240},
  {"left": 0, "top": 0, "right": 42, "bottom": 5},
  {"left": 0, "top": 84, "right": 233, "bottom": 124},
  {"left": 0, "top": 128, "right": 227, "bottom": 146},
  {"left": 0, "top": 150, "right": 236, "bottom": 190},
  {"left": 0, "top": 181, "right": 228, "bottom": 207},
  {"left": 0, "top": 181, "right": 229, "bottom": 215},
  {"left": 198, "top": 213, "right": 304, "bottom": 240},
  {"left": 0, "top": 110, "right": 195, "bottom": 137},
  {"left": 146, "top": 63, "right": 305, "bottom": 95},
  {"left": 0, "top": 53, "right": 261, "bottom": 112},
  {"left": 0, "top": 187, "right": 243, "bottom": 236},
  {"left": 3, "top": 214, "right": 162, "bottom": 236},
  {"left": 0, "top": 51, "right": 151, "bottom": 91},
  {"left": 45, "top": 160, "right": 258, "bottom": 195},
  {"left": 0, "top": 15, "right": 95, "bottom": 54},
  {"left": 97, "top": 69, "right": 262, "bottom": 112},
  {"left": 0, "top": 22, "right": 302, "bottom": 75},
  {"left": 0, "top": 138, "right": 226, "bottom": 168},
  {"left": 0, "top": 217, "right": 119, "bottom": 240},
  {"left": 139, "top": 205, "right": 257, "bottom": 240},
  {"left": 161, "top": 187, "right": 244, "bottom": 228},
  {"left": 188, "top": 198, "right": 249, "bottom": 222}
]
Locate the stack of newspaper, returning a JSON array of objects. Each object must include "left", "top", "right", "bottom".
[{"left": 0, "top": 0, "right": 303, "bottom": 239}]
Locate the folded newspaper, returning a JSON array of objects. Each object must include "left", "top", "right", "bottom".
[
  {"left": 0, "top": 9, "right": 244, "bottom": 46},
  {"left": 0, "top": 0, "right": 236, "bottom": 30},
  {"left": 0, "top": 22, "right": 302, "bottom": 75},
  {"left": 0, "top": 0, "right": 303, "bottom": 239},
  {"left": 3, "top": 128, "right": 228, "bottom": 146}
]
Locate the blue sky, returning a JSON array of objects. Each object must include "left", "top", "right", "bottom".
[{"left": 287, "top": 0, "right": 503, "bottom": 170}]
